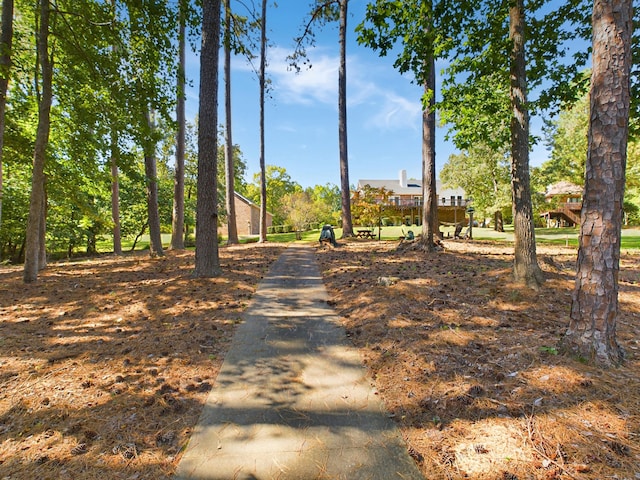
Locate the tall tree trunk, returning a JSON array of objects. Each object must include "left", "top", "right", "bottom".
[
  {"left": 171, "top": 0, "right": 186, "bottom": 250},
  {"left": 24, "top": 0, "right": 52, "bottom": 283},
  {"left": 0, "top": 0, "right": 14, "bottom": 230},
  {"left": 564, "top": 0, "right": 632, "bottom": 366},
  {"left": 509, "top": 0, "right": 544, "bottom": 289},
  {"left": 108, "top": 0, "right": 122, "bottom": 256},
  {"left": 338, "top": 0, "right": 353, "bottom": 237},
  {"left": 144, "top": 109, "right": 164, "bottom": 257},
  {"left": 38, "top": 185, "right": 47, "bottom": 268},
  {"left": 110, "top": 132, "right": 122, "bottom": 255},
  {"left": 492, "top": 169, "right": 504, "bottom": 232},
  {"left": 194, "top": 0, "right": 222, "bottom": 277},
  {"left": 421, "top": 56, "right": 437, "bottom": 250},
  {"left": 185, "top": 183, "right": 192, "bottom": 244},
  {"left": 258, "top": 0, "right": 268, "bottom": 243},
  {"left": 224, "top": 0, "right": 238, "bottom": 244},
  {"left": 494, "top": 211, "right": 504, "bottom": 232}
]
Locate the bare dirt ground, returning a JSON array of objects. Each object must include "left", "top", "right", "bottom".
[
  {"left": 317, "top": 239, "right": 640, "bottom": 480},
  {"left": 1, "top": 239, "right": 639, "bottom": 480}
]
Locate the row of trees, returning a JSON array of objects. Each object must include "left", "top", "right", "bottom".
[
  {"left": 0, "top": 0, "right": 636, "bottom": 365},
  {"left": 357, "top": 0, "right": 635, "bottom": 367},
  {"left": 0, "top": 0, "right": 352, "bottom": 274},
  {"left": 0, "top": 0, "right": 204, "bottom": 274},
  {"left": 441, "top": 92, "right": 640, "bottom": 229}
]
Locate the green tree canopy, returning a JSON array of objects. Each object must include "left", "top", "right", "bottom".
[
  {"left": 440, "top": 145, "right": 511, "bottom": 229},
  {"left": 245, "top": 165, "right": 302, "bottom": 225},
  {"left": 351, "top": 184, "right": 392, "bottom": 228}
]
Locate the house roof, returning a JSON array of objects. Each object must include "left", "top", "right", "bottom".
[
  {"left": 545, "top": 181, "right": 583, "bottom": 197},
  {"left": 234, "top": 192, "right": 273, "bottom": 217},
  {"left": 357, "top": 170, "right": 465, "bottom": 197},
  {"left": 357, "top": 178, "right": 424, "bottom": 196}
]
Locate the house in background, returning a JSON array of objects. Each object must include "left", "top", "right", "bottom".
[
  {"left": 218, "top": 192, "right": 273, "bottom": 236},
  {"left": 540, "top": 181, "right": 583, "bottom": 227},
  {"left": 356, "top": 170, "right": 468, "bottom": 226}
]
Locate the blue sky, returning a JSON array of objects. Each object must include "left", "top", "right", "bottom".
[{"left": 183, "top": 1, "right": 551, "bottom": 189}]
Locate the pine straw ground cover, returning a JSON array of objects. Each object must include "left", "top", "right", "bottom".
[
  {"left": 316, "top": 239, "right": 640, "bottom": 480},
  {"left": 0, "top": 244, "right": 285, "bottom": 480},
  {"left": 1, "top": 239, "right": 639, "bottom": 480}
]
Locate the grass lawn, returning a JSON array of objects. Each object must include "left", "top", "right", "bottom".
[{"left": 91, "top": 225, "right": 640, "bottom": 256}]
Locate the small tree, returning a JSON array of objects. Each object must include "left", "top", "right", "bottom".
[
  {"left": 244, "top": 165, "right": 301, "bottom": 226},
  {"left": 351, "top": 185, "right": 392, "bottom": 229},
  {"left": 283, "top": 191, "right": 316, "bottom": 239},
  {"left": 441, "top": 145, "right": 511, "bottom": 231},
  {"left": 307, "top": 183, "right": 341, "bottom": 226}
]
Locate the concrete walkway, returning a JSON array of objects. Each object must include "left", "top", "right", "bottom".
[{"left": 176, "top": 245, "right": 424, "bottom": 480}]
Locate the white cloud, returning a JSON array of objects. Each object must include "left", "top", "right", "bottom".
[
  {"left": 364, "top": 92, "right": 422, "bottom": 132},
  {"left": 232, "top": 45, "right": 422, "bottom": 132},
  {"left": 268, "top": 46, "right": 338, "bottom": 105}
]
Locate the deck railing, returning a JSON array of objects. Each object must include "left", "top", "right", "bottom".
[
  {"left": 385, "top": 198, "right": 468, "bottom": 208},
  {"left": 560, "top": 201, "right": 582, "bottom": 210}
]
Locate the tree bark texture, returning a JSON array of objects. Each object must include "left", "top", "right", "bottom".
[
  {"left": 338, "top": 0, "right": 353, "bottom": 237},
  {"left": 144, "top": 110, "right": 164, "bottom": 257},
  {"left": 194, "top": 0, "right": 222, "bottom": 277},
  {"left": 171, "top": 2, "right": 186, "bottom": 250},
  {"left": 38, "top": 182, "right": 47, "bottom": 269},
  {"left": 24, "top": 0, "right": 52, "bottom": 283},
  {"left": 0, "top": 0, "right": 13, "bottom": 229},
  {"left": 509, "top": 0, "right": 544, "bottom": 288},
  {"left": 110, "top": 133, "right": 122, "bottom": 255},
  {"left": 224, "top": 0, "right": 238, "bottom": 244},
  {"left": 565, "top": 0, "right": 632, "bottom": 366},
  {"left": 258, "top": 0, "right": 268, "bottom": 243},
  {"left": 421, "top": 57, "right": 437, "bottom": 250},
  {"left": 494, "top": 211, "right": 504, "bottom": 232},
  {"left": 109, "top": 0, "right": 122, "bottom": 256}
]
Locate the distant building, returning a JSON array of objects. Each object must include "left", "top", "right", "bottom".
[
  {"left": 540, "top": 181, "right": 583, "bottom": 227},
  {"left": 356, "top": 170, "right": 468, "bottom": 226},
  {"left": 218, "top": 192, "right": 273, "bottom": 236}
]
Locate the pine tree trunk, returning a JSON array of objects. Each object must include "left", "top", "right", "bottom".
[
  {"left": 38, "top": 186, "right": 47, "bottom": 268},
  {"left": 492, "top": 170, "right": 504, "bottom": 232},
  {"left": 108, "top": 0, "right": 122, "bottom": 256},
  {"left": 494, "top": 211, "right": 504, "bottom": 232},
  {"left": 258, "top": 0, "right": 268, "bottom": 243},
  {"left": 171, "top": 0, "right": 186, "bottom": 250},
  {"left": 110, "top": 134, "right": 122, "bottom": 255},
  {"left": 24, "top": 0, "right": 52, "bottom": 283},
  {"left": 144, "top": 110, "right": 164, "bottom": 257},
  {"left": 224, "top": 0, "right": 238, "bottom": 244},
  {"left": 0, "top": 0, "right": 13, "bottom": 230},
  {"left": 194, "top": 0, "right": 222, "bottom": 277},
  {"left": 509, "top": 0, "right": 544, "bottom": 288},
  {"left": 564, "top": 0, "right": 631, "bottom": 366},
  {"left": 338, "top": 0, "right": 353, "bottom": 237},
  {"left": 421, "top": 56, "right": 437, "bottom": 251}
]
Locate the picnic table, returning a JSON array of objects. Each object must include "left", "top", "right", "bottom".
[{"left": 356, "top": 229, "right": 375, "bottom": 239}]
